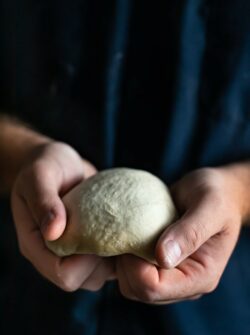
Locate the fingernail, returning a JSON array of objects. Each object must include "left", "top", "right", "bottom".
[
  {"left": 164, "top": 240, "right": 182, "bottom": 268},
  {"left": 41, "top": 212, "right": 55, "bottom": 232}
]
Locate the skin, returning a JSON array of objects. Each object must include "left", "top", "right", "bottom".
[
  {"left": 1, "top": 117, "right": 115, "bottom": 291},
  {"left": 116, "top": 167, "right": 250, "bottom": 303},
  {"left": 1, "top": 116, "right": 250, "bottom": 300}
]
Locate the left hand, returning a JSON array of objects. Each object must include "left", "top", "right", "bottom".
[{"left": 116, "top": 167, "right": 245, "bottom": 304}]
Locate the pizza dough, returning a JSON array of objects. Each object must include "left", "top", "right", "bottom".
[{"left": 46, "top": 168, "right": 177, "bottom": 263}]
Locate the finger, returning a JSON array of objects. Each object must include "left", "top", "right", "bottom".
[
  {"left": 57, "top": 254, "right": 101, "bottom": 291},
  {"left": 117, "top": 255, "right": 161, "bottom": 303},
  {"left": 81, "top": 258, "right": 116, "bottom": 291},
  {"left": 118, "top": 254, "right": 207, "bottom": 303},
  {"left": 17, "top": 164, "right": 67, "bottom": 241},
  {"left": 155, "top": 196, "right": 225, "bottom": 268},
  {"left": 82, "top": 159, "right": 97, "bottom": 179},
  {"left": 154, "top": 233, "right": 236, "bottom": 301},
  {"left": 125, "top": 232, "right": 237, "bottom": 303},
  {"left": 116, "top": 256, "right": 139, "bottom": 301},
  {"left": 12, "top": 193, "right": 100, "bottom": 291}
]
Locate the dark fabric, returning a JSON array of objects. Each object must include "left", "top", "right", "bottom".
[{"left": 1, "top": 0, "right": 250, "bottom": 334}]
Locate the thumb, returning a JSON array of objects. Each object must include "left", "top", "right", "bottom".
[
  {"left": 24, "top": 184, "right": 67, "bottom": 241},
  {"left": 155, "top": 204, "right": 223, "bottom": 269},
  {"left": 39, "top": 195, "right": 66, "bottom": 241}
]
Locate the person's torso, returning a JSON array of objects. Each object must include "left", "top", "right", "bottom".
[{"left": 1, "top": 1, "right": 250, "bottom": 334}]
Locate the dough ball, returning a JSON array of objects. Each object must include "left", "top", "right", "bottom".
[{"left": 46, "top": 168, "right": 177, "bottom": 263}]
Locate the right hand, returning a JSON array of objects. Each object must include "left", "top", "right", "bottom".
[{"left": 11, "top": 141, "right": 116, "bottom": 291}]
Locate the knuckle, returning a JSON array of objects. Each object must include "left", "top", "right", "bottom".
[
  {"left": 29, "top": 160, "right": 46, "bottom": 174},
  {"left": 185, "top": 226, "right": 201, "bottom": 250},
  {"left": 29, "top": 160, "right": 56, "bottom": 182},
  {"left": 133, "top": 273, "right": 160, "bottom": 303},
  {"left": 30, "top": 195, "right": 59, "bottom": 221},
  {"left": 57, "top": 276, "right": 80, "bottom": 292},
  {"left": 135, "top": 285, "right": 159, "bottom": 304},
  {"left": 137, "top": 291, "right": 155, "bottom": 303},
  {"left": 35, "top": 199, "right": 56, "bottom": 214},
  {"left": 55, "top": 267, "right": 80, "bottom": 292},
  {"left": 205, "top": 278, "right": 220, "bottom": 294}
]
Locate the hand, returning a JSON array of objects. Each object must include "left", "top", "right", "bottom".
[
  {"left": 12, "top": 141, "right": 115, "bottom": 291},
  {"left": 116, "top": 168, "right": 243, "bottom": 304}
]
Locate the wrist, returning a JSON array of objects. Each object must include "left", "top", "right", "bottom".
[
  {"left": 219, "top": 163, "right": 250, "bottom": 226},
  {"left": 0, "top": 116, "right": 52, "bottom": 194}
]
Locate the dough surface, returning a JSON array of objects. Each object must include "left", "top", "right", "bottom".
[{"left": 46, "top": 168, "right": 177, "bottom": 263}]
